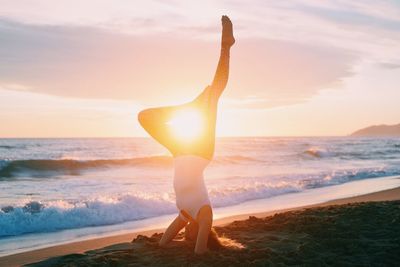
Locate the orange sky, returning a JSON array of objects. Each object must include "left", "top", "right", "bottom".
[{"left": 0, "top": 1, "right": 399, "bottom": 137}]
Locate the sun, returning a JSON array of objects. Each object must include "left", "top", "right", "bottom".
[{"left": 167, "top": 108, "right": 205, "bottom": 142}]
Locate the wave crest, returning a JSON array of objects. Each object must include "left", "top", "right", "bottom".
[
  {"left": 0, "top": 155, "right": 264, "bottom": 178},
  {"left": 0, "top": 156, "right": 173, "bottom": 178},
  {"left": 303, "top": 147, "right": 333, "bottom": 158},
  {"left": 214, "top": 155, "right": 262, "bottom": 164}
]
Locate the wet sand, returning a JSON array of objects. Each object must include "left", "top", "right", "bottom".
[{"left": 1, "top": 186, "right": 400, "bottom": 266}]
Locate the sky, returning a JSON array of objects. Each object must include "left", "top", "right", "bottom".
[{"left": 0, "top": 0, "right": 399, "bottom": 137}]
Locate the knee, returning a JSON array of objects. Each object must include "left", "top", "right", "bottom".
[{"left": 137, "top": 109, "right": 149, "bottom": 126}]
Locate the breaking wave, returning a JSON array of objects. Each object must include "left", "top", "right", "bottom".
[
  {"left": 1, "top": 166, "right": 399, "bottom": 237},
  {"left": 0, "top": 157, "right": 173, "bottom": 178},
  {"left": 0, "top": 155, "right": 263, "bottom": 178}
]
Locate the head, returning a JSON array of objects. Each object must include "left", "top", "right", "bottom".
[{"left": 184, "top": 222, "right": 222, "bottom": 250}]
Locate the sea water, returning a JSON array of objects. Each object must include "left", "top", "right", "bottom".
[{"left": 1, "top": 137, "right": 400, "bottom": 254}]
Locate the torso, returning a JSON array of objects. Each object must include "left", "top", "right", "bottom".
[{"left": 173, "top": 155, "right": 211, "bottom": 220}]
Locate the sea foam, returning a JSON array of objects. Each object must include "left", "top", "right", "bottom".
[{"left": 1, "top": 166, "right": 399, "bottom": 237}]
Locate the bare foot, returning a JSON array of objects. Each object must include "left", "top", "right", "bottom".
[{"left": 221, "top": 15, "right": 235, "bottom": 47}]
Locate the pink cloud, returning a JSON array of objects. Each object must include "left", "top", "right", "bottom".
[{"left": 0, "top": 20, "right": 355, "bottom": 109}]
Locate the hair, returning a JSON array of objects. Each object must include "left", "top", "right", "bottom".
[
  {"left": 207, "top": 227, "right": 222, "bottom": 250},
  {"left": 185, "top": 223, "right": 222, "bottom": 250}
]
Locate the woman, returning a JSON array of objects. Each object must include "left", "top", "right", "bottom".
[{"left": 138, "top": 15, "right": 235, "bottom": 254}]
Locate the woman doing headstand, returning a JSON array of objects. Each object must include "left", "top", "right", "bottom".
[{"left": 138, "top": 15, "right": 235, "bottom": 254}]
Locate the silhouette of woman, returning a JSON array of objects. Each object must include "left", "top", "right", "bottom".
[{"left": 138, "top": 15, "right": 235, "bottom": 254}]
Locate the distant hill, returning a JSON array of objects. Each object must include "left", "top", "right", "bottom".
[{"left": 351, "top": 123, "right": 400, "bottom": 136}]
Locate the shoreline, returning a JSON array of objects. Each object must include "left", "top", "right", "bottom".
[
  {"left": 1, "top": 183, "right": 400, "bottom": 266},
  {"left": 2, "top": 175, "right": 399, "bottom": 258}
]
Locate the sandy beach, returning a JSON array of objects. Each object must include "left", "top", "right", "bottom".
[{"left": 1, "top": 185, "right": 399, "bottom": 266}]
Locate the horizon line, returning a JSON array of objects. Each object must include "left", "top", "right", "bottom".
[{"left": 0, "top": 135, "right": 356, "bottom": 139}]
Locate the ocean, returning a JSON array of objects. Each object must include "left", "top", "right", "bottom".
[{"left": 1, "top": 137, "right": 400, "bottom": 254}]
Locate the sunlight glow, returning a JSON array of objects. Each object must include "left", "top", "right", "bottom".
[{"left": 167, "top": 108, "right": 205, "bottom": 142}]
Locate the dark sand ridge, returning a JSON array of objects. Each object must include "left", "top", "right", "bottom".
[
  {"left": 1, "top": 186, "right": 399, "bottom": 266},
  {"left": 28, "top": 200, "right": 400, "bottom": 266}
]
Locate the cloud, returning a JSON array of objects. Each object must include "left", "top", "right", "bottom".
[
  {"left": 2, "top": 1, "right": 400, "bottom": 63},
  {"left": 0, "top": 19, "right": 216, "bottom": 104},
  {"left": 227, "top": 38, "right": 356, "bottom": 108},
  {"left": 224, "top": 0, "right": 400, "bottom": 63},
  {"left": 0, "top": 18, "right": 356, "bottom": 108},
  {"left": 380, "top": 62, "right": 400, "bottom": 69}
]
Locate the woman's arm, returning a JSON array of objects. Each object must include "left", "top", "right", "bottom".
[{"left": 159, "top": 215, "right": 187, "bottom": 246}]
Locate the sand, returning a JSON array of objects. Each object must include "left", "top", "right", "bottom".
[{"left": 1, "top": 186, "right": 400, "bottom": 266}]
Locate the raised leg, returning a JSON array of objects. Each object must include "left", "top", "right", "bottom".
[
  {"left": 189, "top": 15, "right": 235, "bottom": 159},
  {"left": 159, "top": 215, "right": 188, "bottom": 247},
  {"left": 197, "top": 15, "right": 235, "bottom": 104}
]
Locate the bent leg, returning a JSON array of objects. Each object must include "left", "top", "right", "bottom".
[
  {"left": 138, "top": 105, "right": 183, "bottom": 155},
  {"left": 159, "top": 215, "right": 188, "bottom": 247},
  {"left": 194, "top": 205, "right": 213, "bottom": 254}
]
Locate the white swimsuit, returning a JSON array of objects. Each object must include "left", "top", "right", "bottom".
[{"left": 173, "top": 155, "right": 211, "bottom": 221}]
